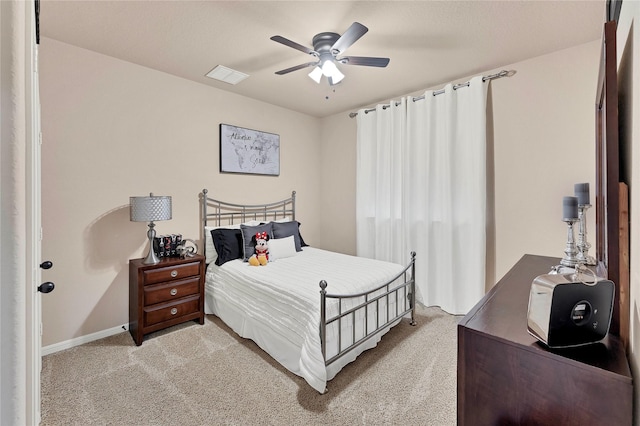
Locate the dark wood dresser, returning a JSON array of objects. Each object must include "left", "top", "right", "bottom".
[
  {"left": 458, "top": 254, "right": 632, "bottom": 425},
  {"left": 129, "top": 254, "right": 205, "bottom": 345}
]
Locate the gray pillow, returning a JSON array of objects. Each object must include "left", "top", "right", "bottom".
[
  {"left": 240, "top": 223, "right": 273, "bottom": 261},
  {"left": 272, "top": 221, "right": 303, "bottom": 252}
]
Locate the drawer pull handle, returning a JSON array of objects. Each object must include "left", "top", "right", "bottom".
[
  {"left": 170, "top": 288, "right": 178, "bottom": 296},
  {"left": 170, "top": 308, "right": 178, "bottom": 315},
  {"left": 170, "top": 270, "right": 178, "bottom": 278}
]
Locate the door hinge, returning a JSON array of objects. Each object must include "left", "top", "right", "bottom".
[
  {"left": 39, "top": 322, "right": 43, "bottom": 336},
  {"left": 39, "top": 227, "right": 43, "bottom": 241},
  {"left": 39, "top": 132, "right": 42, "bottom": 146}
]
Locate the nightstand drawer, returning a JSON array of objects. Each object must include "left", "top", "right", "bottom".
[
  {"left": 143, "top": 295, "right": 200, "bottom": 326},
  {"left": 143, "top": 261, "right": 201, "bottom": 285},
  {"left": 144, "top": 277, "right": 200, "bottom": 305}
]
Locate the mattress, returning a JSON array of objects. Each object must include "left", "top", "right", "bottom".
[{"left": 204, "top": 247, "right": 408, "bottom": 392}]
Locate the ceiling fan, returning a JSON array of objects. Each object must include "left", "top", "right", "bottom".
[{"left": 271, "top": 22, "right": 390, "bottom": 86}]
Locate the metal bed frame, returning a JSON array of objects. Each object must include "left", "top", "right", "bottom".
[{"left": 201, "top": 189, "right": 417, "bottom": 371}]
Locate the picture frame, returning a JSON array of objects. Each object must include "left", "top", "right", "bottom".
[{"left": 219, "top": 123, "right": 280, "bottom": 176}]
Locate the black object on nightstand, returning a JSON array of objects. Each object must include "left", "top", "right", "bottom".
[{"left": 129, "top": 254, "right": 205, "bottom": 345}]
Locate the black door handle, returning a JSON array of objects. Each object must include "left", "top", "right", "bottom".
[
  {"left": 40, "top": 261, "right": 53, "bottom": 269},
  {"left": 38, "top": 282, "right": 55, "bottom": 293}
]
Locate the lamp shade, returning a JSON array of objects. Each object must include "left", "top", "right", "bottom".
[
  {"left": 308, "top": 66, "right": 323, "bottom": 84},
  {"left": 130, "top": 194, "right": 172, "bottom": 222}
]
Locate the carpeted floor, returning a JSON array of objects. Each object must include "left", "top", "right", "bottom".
[{"left": 41, "top": 305, "right": 460, "bottom": 425}]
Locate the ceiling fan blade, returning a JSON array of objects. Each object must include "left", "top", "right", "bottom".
[
  {"left": 275, "top": 61, "right": 319, "bottom": 75},
  {"left": 339, "top": 56, "right": 390, "bottom": 67},
  {"left": 270, "top": 35, "right": 316, "bottom": 56},
  {"left": 331, "top": 22, "right": 368, "bottom": 55}
]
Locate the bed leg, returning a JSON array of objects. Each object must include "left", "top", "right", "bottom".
[
  {"left": 409, "top": 251, "right": 417, "bottom": 326},
  {"left": 409, "top": 292, "right": 416, "bottom": 326},
  {"left": 409, "top": 295, "right": 416, "bottom": 326},
  {"left": 319, "top": 280, "right": 328, "bottom": 363}
]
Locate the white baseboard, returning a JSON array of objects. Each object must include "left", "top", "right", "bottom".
[{"left": 42, "top": 324, "right": 129, "bottom": 356}]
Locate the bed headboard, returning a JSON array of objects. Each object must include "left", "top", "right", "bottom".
[{"left": 200, "top": 189, "right": 296, "bottom": 251}]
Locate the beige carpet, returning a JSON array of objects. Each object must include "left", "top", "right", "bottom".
[{"left": 41, "top": 305, "right": 460, "bottom": 425}]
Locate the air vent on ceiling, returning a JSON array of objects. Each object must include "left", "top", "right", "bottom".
[{"left": 205, "top": 65, "right": 249, "bottom": 85}]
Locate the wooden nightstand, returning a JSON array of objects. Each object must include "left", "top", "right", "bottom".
[{"left": 129, "top": 254, "right": 205, "bottom": 345}]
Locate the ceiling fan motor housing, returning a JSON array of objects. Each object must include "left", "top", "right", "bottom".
[{"left": 312, "top": 32, "right": 341, "bottom": 56}]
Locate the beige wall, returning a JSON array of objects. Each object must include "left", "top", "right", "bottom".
[
  {"left": 318, "top": 112, "right": 357, "bottom": 255},
  {"left": 40, "top": 15, "right": 640, "bottom": 421},
  {"left": 319, "top": 17, "right": 638, "bottom": 421},
  {"left": 491, "top": 41, "right": 599, "bottom": 279},
  {"left": 320, "top": 40, "right": 600, "bottom": 285},
  {"left": 39, "top": 38, "right": 322, "bottom": 346},
  {"left": 617, "top": 1, "right": 640, "bottom": 421},
  {"left": 12, "top": 3, "right": 609, "bottom": 420},
  {"left": 321, "top": 33, "right": 640, "bottom": 420},
  {"left": 41, "top": 37, "right": 602, "bottom": 347}
]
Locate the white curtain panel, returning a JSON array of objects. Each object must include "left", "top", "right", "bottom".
[
  {"left": 356, "top": 99, "right": 407, "bottom": 266},
  {"left": 356, "top": 76, "right": 488, "bottom": 314}
]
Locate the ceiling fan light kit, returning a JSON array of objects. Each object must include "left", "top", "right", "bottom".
[
  {"left": 271, "top": 22, "right": 389, "bottom": 86},
  {"left": 319, "top": 59, "right": 344, "bottom": 85}
]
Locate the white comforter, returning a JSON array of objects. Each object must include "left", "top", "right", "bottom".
[{"left": 204, "top": 247, "right": 407, "bottom": 393}]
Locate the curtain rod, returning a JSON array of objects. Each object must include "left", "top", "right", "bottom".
[{"left": 348, "top": 69, "right": 515, "bottom": 118}]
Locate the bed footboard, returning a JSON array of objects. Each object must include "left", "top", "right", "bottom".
[{"left": 319, "top": 251, "right": 416, "bottom": 366}]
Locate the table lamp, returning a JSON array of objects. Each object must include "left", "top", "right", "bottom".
[{"left": 130, "top": 193, "right": 172, "bottom": 264}]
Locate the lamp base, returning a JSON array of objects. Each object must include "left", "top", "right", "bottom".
[{"left": 142, "top": 221, "right": 160, "bottom": 264}]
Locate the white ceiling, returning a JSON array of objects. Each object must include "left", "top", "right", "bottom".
[{"left": 39, "top": 0, "right": 605, "bottom": 118}]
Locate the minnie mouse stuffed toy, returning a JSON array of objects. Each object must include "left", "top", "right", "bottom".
[{"left": 248, "top": 231, "right": 269, "bottom": 266}]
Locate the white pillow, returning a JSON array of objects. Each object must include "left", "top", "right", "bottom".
[
  {"left": 272, "top": 216, "right": 291, "bottom": 223},
  {"left": 268, "top": 235, "right": 297, "bottom": 261},
  {"left": 205, "top": 220, "right": 259, "bottom": 264},
  {"left": 259, "top": 216, "right": 290, "bottom": 225}
]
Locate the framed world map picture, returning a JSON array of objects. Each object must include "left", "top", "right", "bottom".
[{"left": 219, "top": 123, "right": 280, "bottom": 176}]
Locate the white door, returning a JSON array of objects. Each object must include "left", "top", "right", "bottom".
[
  {"left": 0, "top": 1, "right": 45, "bottom": 423},
  {"left": 26, "top": 5, "right": 50, "bottom": 424}
]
